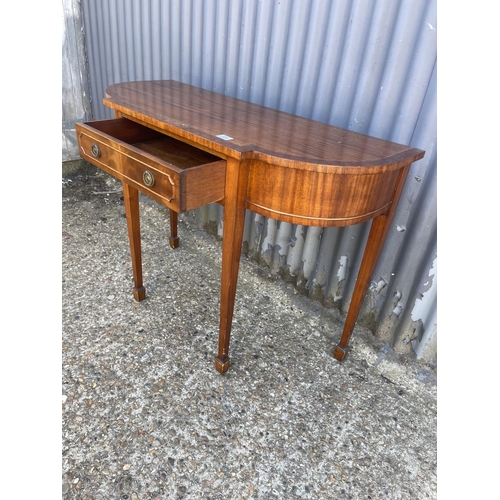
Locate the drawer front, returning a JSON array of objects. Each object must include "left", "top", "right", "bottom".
[
  {"left": 77, "top": 124, "right": 179, "bottom": 210},
  {"left": 76, "top": 119, "right": 227, "bottom": 212}
]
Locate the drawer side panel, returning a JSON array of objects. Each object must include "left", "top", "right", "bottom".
[{"left": 182, "top": 160, "right": 226, "bottom": 211}]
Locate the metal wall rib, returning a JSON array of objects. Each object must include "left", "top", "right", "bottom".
[
  {"left": 62, "top": 0, "right": 92, "bottom": 161},
  {"left": 81, "top": 0, "right": 437, "bottom": 364}
]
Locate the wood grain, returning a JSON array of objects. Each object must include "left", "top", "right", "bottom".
[
  {"left": 76, "top": 80, "right": 425, "bottom": 373},
  {"left": 104, "top": 80, "right": 424, "bottom": 167}
]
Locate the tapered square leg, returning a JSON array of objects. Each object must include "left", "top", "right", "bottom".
[
  {"left": 169, "top": 209, "right": 179, "bottom": 248},
  {"left": 122, "top": 182, "right": 146, "bottom": 301},
  {"left": 333, "top": 163, "right": 412, "bottom": 361},
  {"left": 215, "top": 158, "right": 249, "bottom": 374}
]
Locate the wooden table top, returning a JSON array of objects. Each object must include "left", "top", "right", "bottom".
[{"left": 104, "top": 80, "right": 424, "bottom": 168}]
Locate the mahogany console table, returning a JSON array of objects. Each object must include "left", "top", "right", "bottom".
[{"left": 76, "top": 80, "right": 424, "bottom": 374}]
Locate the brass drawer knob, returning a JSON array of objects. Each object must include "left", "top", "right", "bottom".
[
  {"left": 143, "top": 170, "right": 155, "bottom": 187},
  {"left": 90, "top": 143, "right": 101, "bottom": 158}
]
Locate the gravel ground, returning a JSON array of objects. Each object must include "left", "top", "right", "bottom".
[{"left": 62, "top": 164, "right": 437, "bottom": 500}]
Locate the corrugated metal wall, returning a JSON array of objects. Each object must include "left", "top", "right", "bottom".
[
  {"left": 80, "top": 0, "right": 437, "bottom": 365},
  {"left": 62, "top": 0, "right": 92, "bottom": 161}
]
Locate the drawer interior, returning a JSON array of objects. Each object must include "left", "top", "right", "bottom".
[{"left": 87, "top": 118, "right": 221, "bottom": 169}]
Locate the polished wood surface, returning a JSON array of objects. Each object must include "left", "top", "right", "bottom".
[
  {"left": 77, "top": 80, "right": 425, "bottom": 373},
  {"left": 103, "top": 80, "right": 422, "bottom": 166}
]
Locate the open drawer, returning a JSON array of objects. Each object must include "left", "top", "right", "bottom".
[{"left": 76, "top": 118, "right": 226, "bottom": 212}]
